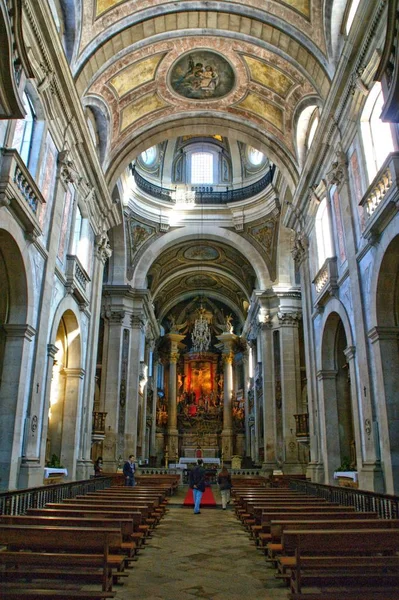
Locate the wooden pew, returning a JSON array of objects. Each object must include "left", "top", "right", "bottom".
[
  {"left": 0, "top": 525, "right": 124, "bottom": 594},
  {"left": 0, "top": 591, "right": 114, "bottom": 599},
  {"left": 27, "top": 508, "right": 148, "bottom": 545},
  {"left": 280, "top": 529, "right": 399, "bottom": 597},
  {"left": 0, "top": 515, "right": 139, "bottom": 560},
  {"left": 268, "top": 518, "right": 399, "bottom": 566},
  {"left": 255, "top": 509, "right": 374, "bottom": 549},
  {"left": 52, "top": 499, "right": 160, "bottom": 528}
]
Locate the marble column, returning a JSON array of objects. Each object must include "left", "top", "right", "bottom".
[
  {"left": 278, "top": 311, "right": 302, "bottom": 473},
  {"left": 242, "top": 350, "right": 251, "bottom": 457},
  {"left": 166, "top": 333, "right": 185, "bottom": 458},
  {"left": 101, "top": 311, "right": 127, "bottom": 471},
  {"left": 258, "top": 317, "right": 275, "bottom": 470},
  {"left": 150, "top": 355, "right": 159, "bottom": 459},
  {"left": 0, "top": 324, "right": 36, "bottom": 490},
  {"left": 127, "top": 312, "right": 146, "bottom": 457},
  {"left": 217, "top": 332, "right": 236, "bottom": 461},
  {"left": 60, "top": 367, "right": 85, "bottom": 480},
  {"left": 317, "top": 369, "right": 341, "bottom": 484},
  {"left": 327, "top": 150, "right": 382, "bottom": 490},
  {"left": 293, "top": 233, "right": 324, "bottom": 482},
  {"left": 76, "top": 235, "right": 110, "bottom": 480}
]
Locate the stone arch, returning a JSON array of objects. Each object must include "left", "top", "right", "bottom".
[
  {"left": 131, "top": 225, "right": 273, "bottom": 291},
  {"left": 317, "top": 300, "right": 355, "bottom": 484},
  {"left": 368, "top": 234, "right": 399, "bottom": 493},
  {"left": 105, "top": 117, "right": 300, "bottom": 193},
  {"left": 82, "top": 95, "right": 111, "bottom": 167},
  {"left": 0, "top": 227, "right": 33, "bottom": 489},
  {"left": 46, "top": 299, "right": 83, "bottom": 479}
]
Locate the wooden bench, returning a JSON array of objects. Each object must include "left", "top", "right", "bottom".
[
  {"left": 0, "top": 525, "right": 125, "bottom": 594},
  {"left": 27, "top": 508, "right": 148, "bottom": 545},
  {"left": 0, "top": 591, "right": 114, "bottom": 599},
  {"left": 255, "top": 510, "right": 375, "bottom": 549},
  {"left": 280, "top": 529, "right": 399, "bottom": 597},
  {"left": 268, "top": 518, "right": 399, "bottom": 565},
  {"left": 0, "top": 515, "right": 139, "bottom": 560}
]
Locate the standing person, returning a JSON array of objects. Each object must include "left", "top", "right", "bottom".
[
  {"left": 123, "top": 454, "right": 136, "bottom": 486},
  {"left": 217, "top": 466, "right": 232, "bottom": 509},
  {"left": 189, "top": 459, "right": 206, "bottom": 514},
  {"left": 94, "top": 456, "right": 103, "bottom": 477}
]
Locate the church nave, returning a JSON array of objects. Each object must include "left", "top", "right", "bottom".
[{"left": 113, "top": 487, "right": 286, "bottom": 600}]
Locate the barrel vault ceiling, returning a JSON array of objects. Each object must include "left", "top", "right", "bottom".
[{"left": 71, "top": 0, "right": 331, "bottom": 187}]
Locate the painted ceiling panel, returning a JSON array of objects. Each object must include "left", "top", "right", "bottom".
[
  {"left": 109, "top": 54, "right": 165, "bottom": 97},
  {"left": 243, "top": 55, "right": 294, "bottom": 97},
  {"left": 121, "top": 93, "right": 168, "bottom": 131}
]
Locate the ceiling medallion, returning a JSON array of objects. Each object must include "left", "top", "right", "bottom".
[{"left": 169, "top": 50, "right": 235, "bottom": 100}]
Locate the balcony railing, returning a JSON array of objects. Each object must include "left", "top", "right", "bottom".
[
  {"left": 312, "top": 256, "right": 338, "bottom": 309},
  {"left": 360, "top": 151, "right": 399, "bottom": 242},
  {"left": 0, "top": 149, "right": 45, "bottom": 241},
  {"left": 66, "top": 254, "right": 91, "bottom": 309},
  {"left": 131, "top": 164, "right": 276, "bottom": 204}
]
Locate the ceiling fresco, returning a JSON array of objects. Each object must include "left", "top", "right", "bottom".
[
  {"left": 72, "top": 1, "right": 329, "bottom": 184},
  {"left": 147, "top": 240, "right": 257, "bottom": 318}
]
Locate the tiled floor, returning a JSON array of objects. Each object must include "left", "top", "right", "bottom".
[{"left": 114, "top": 486, "right": 288, "bottom": 600}]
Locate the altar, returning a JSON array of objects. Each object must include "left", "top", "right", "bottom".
[{"left": 179, "top": 457, "right": 220, "bottom": 467}]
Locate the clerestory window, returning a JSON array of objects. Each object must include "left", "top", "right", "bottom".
[{"left": 191, "top": 152, "right": 213, "bottom": 184}]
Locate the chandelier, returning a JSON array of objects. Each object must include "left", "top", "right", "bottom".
[{"left": 191, "top": 306, "right": 211, "bottom": 353}]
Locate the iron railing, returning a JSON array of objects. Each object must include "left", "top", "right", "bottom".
[
  {"left": 290, "top": 478, "right": 399, "bottom": 519},
  {"left": 0, "top": 477, "right": 112, "bottom": 515},
  {"left": 131, "top": 164, "right": 276, "bottom": 204}
]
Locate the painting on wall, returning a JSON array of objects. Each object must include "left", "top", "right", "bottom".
[{"left": 169, "top": 51, "right": 235, "bottom": 100}]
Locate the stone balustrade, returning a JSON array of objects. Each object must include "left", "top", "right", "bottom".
[
  {"left": 360, "top": 151, "right": 399, "bottom": 242},
  {"left": 0, "top": 148, "right": 44, "bottom": 240}
]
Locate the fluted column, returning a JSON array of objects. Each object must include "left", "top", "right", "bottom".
[
  {"left": 166, "top": 333, "right": 185, "bottom": 459},
  {"left": 217, "top": 332, "right": 236, "bottom": 461}
]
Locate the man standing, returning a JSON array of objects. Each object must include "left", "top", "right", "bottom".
[
  {"left": 189, "top": 459, "right": 206, "bottom": 514},
  {"left": 123, "top": 454, "right": 136, "bottom": 486}
]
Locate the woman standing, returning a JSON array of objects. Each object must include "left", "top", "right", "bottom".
[{"left": 217, "top": 466, "right": 232, "bottom": 510}]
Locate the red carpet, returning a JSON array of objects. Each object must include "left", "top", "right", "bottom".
[{"left": 183, "top": 486, "right": 216, "bottom": 507}]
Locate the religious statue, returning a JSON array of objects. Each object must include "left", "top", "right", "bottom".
[{"left": 224, "top": 313, "right": 234, "bottom": 333}]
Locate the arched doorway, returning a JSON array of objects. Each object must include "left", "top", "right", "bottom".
[
  {"left": 0, "top": 229, "right": 30, "bottom": 489},
  {"left": 373, "top": 235, "right": 399, "bottom": 493},
  {"left": 319, "top": 312, "right": 355, "bottom": 483},
  {"left": 47, "top": 310, "right": 82, "bottom": 477}
]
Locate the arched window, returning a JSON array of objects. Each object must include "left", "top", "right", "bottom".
[
  {"left": 344, "top": 0, "right": 361, "bottom": 35},
  {"left": 141, "top": 146, "right": 157, "bottom": 166},
  {"left": 296, "top": 104, "right": 318, "bottom": 168},
  {"left": 12, "top": 92, "right": 35, "bottom": 165},
  {"left": 71, "top": 206, "right": 83, "bottom": 256},
  {"left": 247, "top": 147, "right": 264, "bottom": 166},
  {"left": 191, "top": 152, "right": 213, "bottom": 184},
  {"left": 361, "top": 82, "right": 395, "bottom": 183},
  {"left": 315, "top": 198, "right": 333, "bottom": 268}
]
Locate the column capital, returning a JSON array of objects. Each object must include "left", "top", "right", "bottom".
[
  {"left": 62, "top": 367, "right": 85, "bottom": 379},
  {"left": 344, "top": 345, "right": 356, "bottom": 361},
  {"left": 169, "top": 351, "right": 179, "bottom": 364},
  {"left": 368, "top": 325, "right": 399, "bottom": 343},
  {"left": 277, "top": 311, "right": 301, "bottom": 326},
  {"left": 47, "top": 343, "right": 59, "bottom": 358},
  {"left": 316, "top": 369, "right": 337, "bottom": 381},
  {"left": 1, "top": 323, "right": 36, "bottom": 340},
  {"left": 131, "top": 311, "right": 146, "bottom": 329},
  {"left": 95, "top": 231, "right": 113, "bottom": 263},
  {"left": 222, "top": 351, "right": 234, "bottom": 365}
]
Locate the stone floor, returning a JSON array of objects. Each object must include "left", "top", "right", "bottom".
[{"left": 113, "top": 485, "right": 288, "bottom": 600}]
